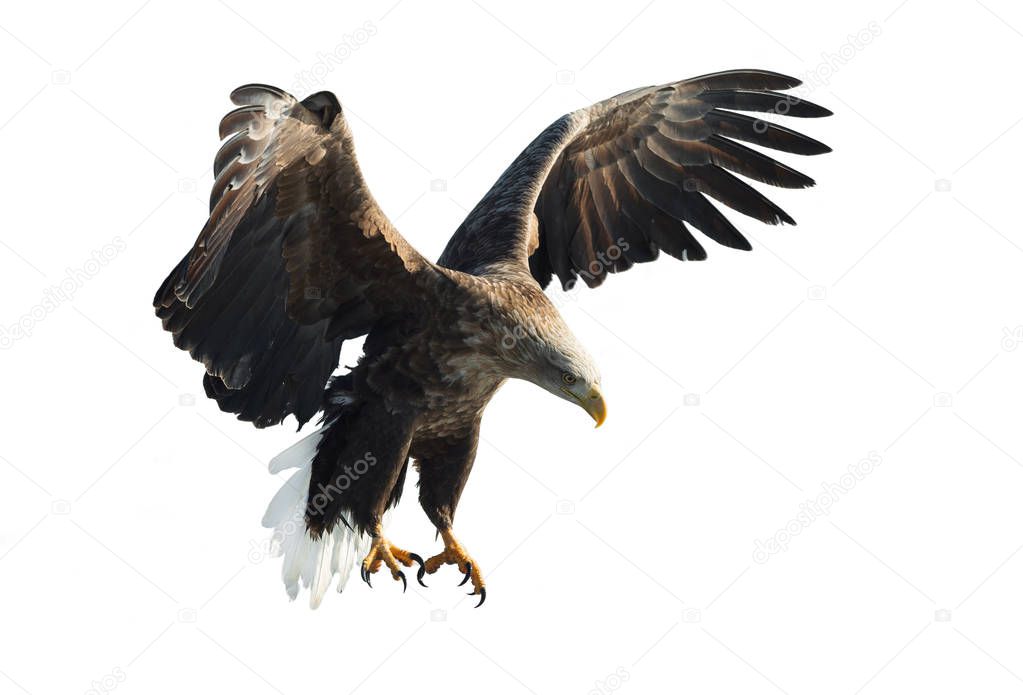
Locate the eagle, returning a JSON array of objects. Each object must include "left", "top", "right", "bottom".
[{"left": 154, "top": 69, "right": 830, "bottom": 607}]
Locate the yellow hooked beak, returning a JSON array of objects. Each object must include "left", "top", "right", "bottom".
[{"left": 562, "top": 385, "right": 607, "bottom": 428}]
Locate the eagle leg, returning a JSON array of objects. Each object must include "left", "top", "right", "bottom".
[
  {"left": 423, "top": 528, "right": 487, "bottom": 607},
  {"left": 360, "top": 533, "right": 425, "bottom": 592}
]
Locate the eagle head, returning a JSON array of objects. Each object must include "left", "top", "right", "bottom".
[
  {"left": 538, "top": 345, "right": 607, "bottom": 428},
  {"left": 503, "top": 308, "right": 606, "bottom": 428}
]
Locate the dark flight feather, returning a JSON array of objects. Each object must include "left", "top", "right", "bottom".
[
  {"left": 440, "top": 69, "right": 831, "bottom": 289},
  {"left": 154, "top": 84, "right": 432, "bottom": 428}
]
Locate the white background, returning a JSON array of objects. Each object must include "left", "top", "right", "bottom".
[{"left": 1, "top": 0, "right": 1022, "bottom": 693}]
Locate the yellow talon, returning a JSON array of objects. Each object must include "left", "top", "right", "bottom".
[
  {"left": 360, "top": 536, "right": 424, "bottom": 592},
  {"left": 424, "top": 529, "right": 487, "bottom": 606}
]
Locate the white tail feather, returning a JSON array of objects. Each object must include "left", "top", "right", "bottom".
[
  {"left": 268, "top": 428, "right": 322, "bottom": 474},
  {"left": 262, "top": 427, "right": 374, "bottom": 608}
]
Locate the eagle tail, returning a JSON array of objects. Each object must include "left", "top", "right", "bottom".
[{"left": 260, "top": 427, "right": 375, "bottom": 608}]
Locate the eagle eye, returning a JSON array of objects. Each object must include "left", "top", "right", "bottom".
[{"left": 562, "top": 373, "right": 577, "bottom": 385}]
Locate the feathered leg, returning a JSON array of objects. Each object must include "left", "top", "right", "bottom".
[
  {"left": 264, "top": 391, "right": 423, "bottom": 605},
  {"left": 413, "top": 417, "right": 487, "bottom": 606}
]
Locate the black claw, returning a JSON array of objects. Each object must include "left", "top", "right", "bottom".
[
  {"left": 473, "top": 587, "right": 487, "bottom": 608},
  {"left": 458, "top": 563, "right": 472, "bottom": 587},
  {"left": 397, "top": 571, "right": 407, "bottom": 593},
  {"left": 409, "top": 553, "right": 428, "bottom": 587},
  {"left": 361, "top": 565, "right": 372, "bottom": 588}
]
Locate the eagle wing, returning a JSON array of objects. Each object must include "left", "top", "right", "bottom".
[
  {"left": 155, "top": 85, "right": 433, "bottom": 428},
  {"left": 438, "top": 69, "right": 831, "bottom": 288}
]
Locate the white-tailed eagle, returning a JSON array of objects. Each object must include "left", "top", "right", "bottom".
[{"left": 154, "top": 69, "right": 831, "bottom": 607}]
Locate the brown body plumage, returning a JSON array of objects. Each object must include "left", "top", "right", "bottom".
[{"left": 154, "top": 70, "right": 830, "bottom": 606}]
